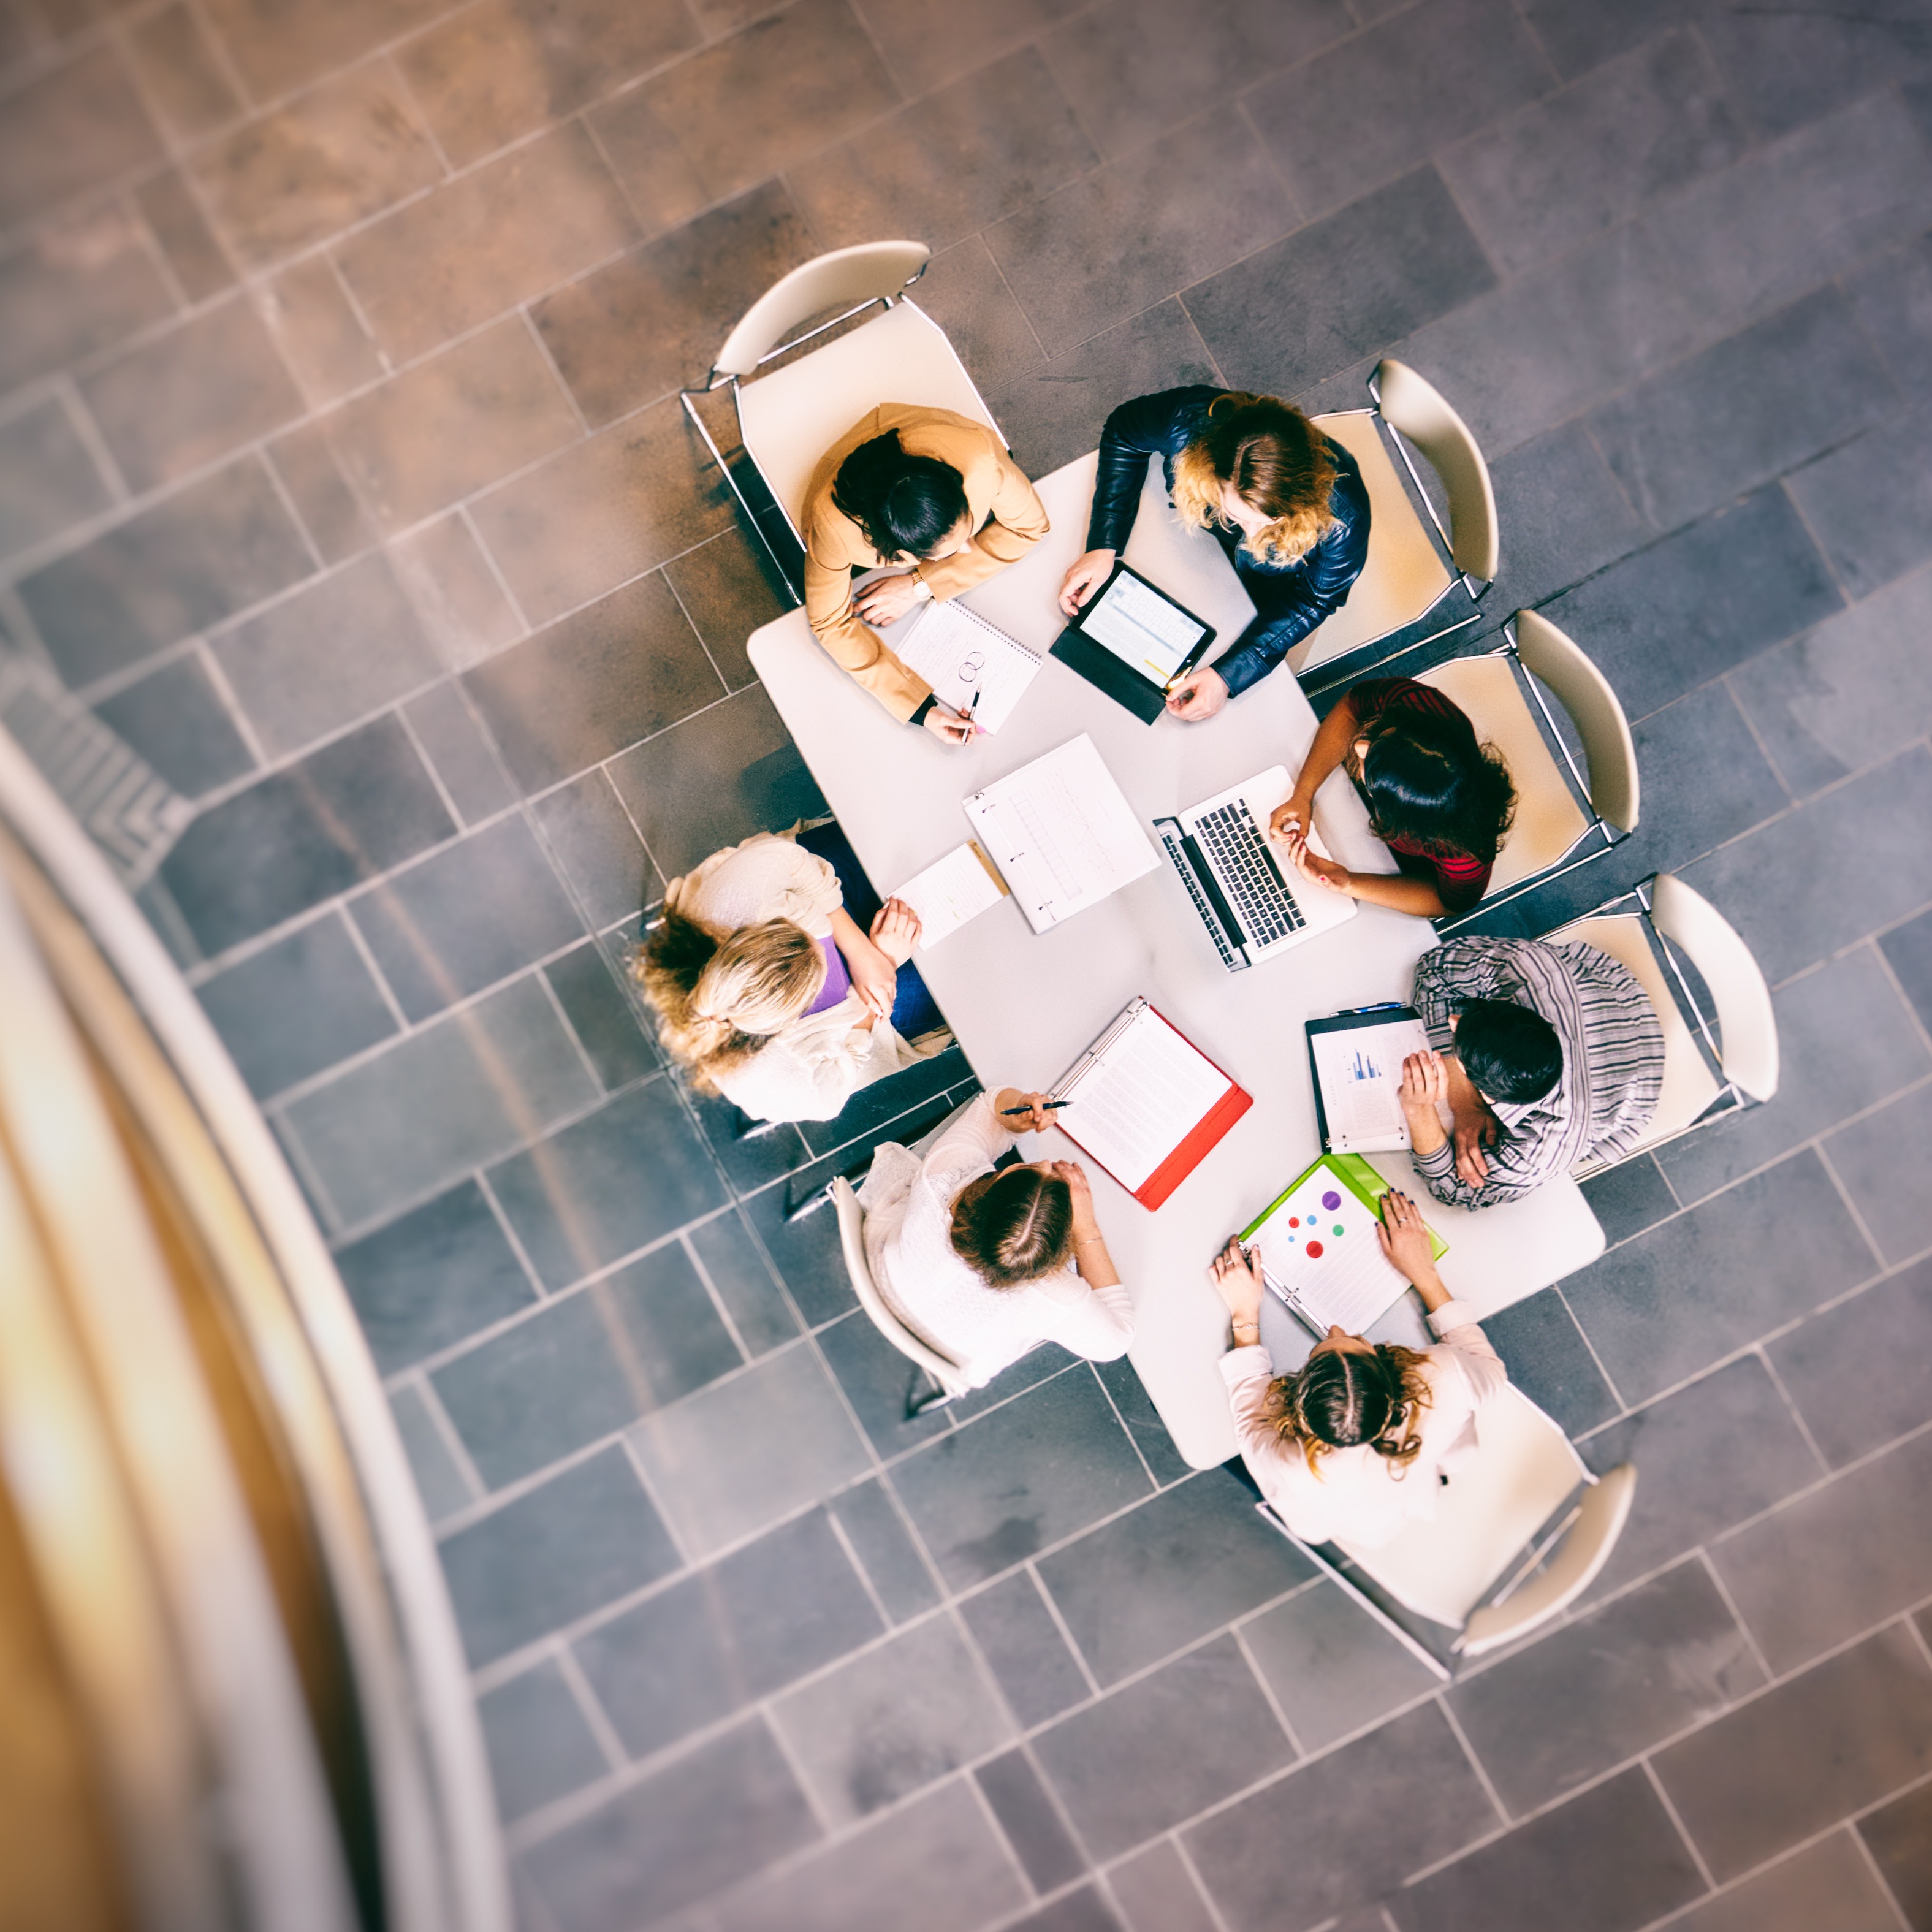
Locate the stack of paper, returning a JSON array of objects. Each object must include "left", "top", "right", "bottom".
[{"left": 891, "top": 841, "right": 1009, "bottom": 951}]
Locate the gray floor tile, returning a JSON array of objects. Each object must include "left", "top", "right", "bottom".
[
  {"left": 334, "top": 1177, "right": 538, "bottom": 1375},
  {"left": 627, "top": 1341, "right": 873, "bottom": 1559},
  {"left": 1667, "top": 1830, "right": 1904, "bottom": 1932},
  {"left": 1043, "top": 0, "right": 1347, "bottom": 164},
  {"left": 286, "top": 976, "right": 599, "bottom": 1230},
  {"left": 1588, "top": 288, "right": 1896, "bottom": 535},
  {"left": 390, "top": 1384, "right": 475, "bottom": 1523},
  {"left": 135, "top": 170, "right": 236, "bottom": 306},
  {"left": 1246, "top": 0, "right": 1551, "bottom": 222},
  {"left": 975, "top": 1748, "right": 1086, "bottom": 1890},
  {"left": 1578, "top": 1155, "right": 1679, "bottom": 1249},
  {"left": 1184, "top": 1703, "right": 1497, "bottom": 1932},
  {"left": 1448, "top": 1557, "right": 1764, "bottom": 1816},
  {"left": 1105, "top": 1839, "right": 1220, "bottom": 1932},
  {"left": 401, "top": 683, "right": 516, "bottom": 827},
  {"left": 771, "top": 1611, "right": 1016, "bottom": 1827},
  {"left": 957, "top": 1569, "right": 1093, "bottom": 1728},
  {"left": 20, "top": 457, "right": 314, "bottom": 689},
  {"left": 1710, "top": 1425, "right": 1932, "bottom": 1672},
  {"left": 386, "top": 514, "right": 525, "bottom": 672},
  {"left": 1881, "top": 905, "right": 1932, "bottom": 1033},
  {"left": 197, "top": 910, "right": 398, "bottom": 1101},
  {"left": 663, "top": 528, "right": 791, "bottom": 696},
  {"left": 0, "top": 42, "right": 162, "bottom": 229},
  {"left": 1683, "top": 747, "right": 1932, "bottom": 987},
  {"left": 1786, "top": 406, "right": 1932, "bottom": 602},
  {"left": 577, "top": 86, "right": 707, "bottom": 239},
  {"left": 734, "top": 1157, "right": 863, "bottom": 1328},
  {"left": 1575, "top": 1354, "right": 1824, "bottom": 1604},
  {"left": 1239, "top": 1578, "right": 1439, "bottom": 1754},
  {"left": 826, "top": 1477, "right": 939, "bottom": 1623},
  {"left": 1698, "top": 2, "right": 1928, "bottom": 140},
  {"left": 1480, "top": 1289, "right": 1620, "bottom": 1436},
  {"left": 790, "top": 47, "right": 1095, "bottom": 253},
  {"left": 544, "top": 941, "right": 658, "bottom": 1092},
  {"left": 605, "top": 683, "right": 826, "bottom": 882},
  {"left": 1090, "top": 1357, "right": 1193, "bottom": 1485},
  {"left": 433, "top": 1246, "right": 744, "bottom": 1489},
  {"left": 1538, "top": 485, "right": 1842, "bottom": 723},
  {"left": 985, "top": 112, "right": 1293, "bottom": 359},
  {"left": 1860, "top": 1779, "right": 1932, "bottom": 1932},
  {"left": 1439, "top": 28, "right": 1744, "bottom": 279},
  {"left": 573, "top": 1506, "right": 882, "bottom": 1758},
  {"left": 1729, "top": 563, "right": 1932, "bottom": 798},
  {"left": 1390, "top": 1767, "right": 1705, "bottom": 1932},
  {"left": 1564, "top": 1149, "right": 1877, "bottom": 1407},
  {"left": 1034, "top": 1635, "right": 1294, "bottom": 1862},
  {"left": 1035, "top": 1472, "right": 1314, "bottom": 1687},
  {"left": 1850, "top": 233, "right": 1932, "bottom": 406},
  {"left": 1006, "top": 1887, "right": 1124, "bottom": 1932},
  {"left": 1184, "top": 167, "right": 1497, "bottom": 400},
  {"left": 519, "top": 1718, "right": 820, "bottom": 1932},
  {"left": 349, "top": 815, "right": 583, "bottom": 1024},
  {"left": 687, "top": 1208, "right": 800, "bottom": 1357},
  {"left": 0, "top": 396, "right": 113, "bottom": 560},
  {"left": 1826, "top": 1079, "right": 1932, "bottom": 1266},
  {"left": 1654, "top": 946, "right": 1932, "bottom": 1206},
  {"left": 530, "top": 773, "right": 660, "bottom": 932},
  {"left": 438, "top": 1443, "right": 682, "bottom": 1667},
  {"left": 710, "top": 1778, "right": 1027, "bottom": 1932},
  {"left": 1652, "top": 1624, "right": 1932, "bottom": 1882},
  {"left": 267, "top": 422, "right": 373, "bottom": 566},
  {"left": 486, "top": 1077, "right": 728, "bottom": 1290},
  {"left": 477, "top": 1659, "right": 609, "bottom": 1824},
  {"left": 162, "top": 715, "right": 457, "bottom": 957},
  {"left": 889, "top": 1371, "right": 1154, "bottom": 1592}
]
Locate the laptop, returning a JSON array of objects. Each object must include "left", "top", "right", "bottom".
[
  {"left": 1051, "top": 560, "right": 1218, "bottom": 724},
  {"left": 1153, "top": 766, "right": 1356, "bottom": 971}
]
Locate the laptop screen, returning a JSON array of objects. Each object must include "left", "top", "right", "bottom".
[{"left": 1078, "top": 568, "right": 1212, "bottom": 685}]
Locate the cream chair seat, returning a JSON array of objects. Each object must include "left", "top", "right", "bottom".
[{"left": 832, "top": 1176, "right": 972, "bottom": 1419}]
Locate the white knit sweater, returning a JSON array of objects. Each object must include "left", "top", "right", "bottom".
[{"left": 859, "top": 1094, "right": 1135, "bottom": 1388}]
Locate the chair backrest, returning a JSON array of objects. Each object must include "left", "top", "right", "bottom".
[
  {"left": 1649, "top": 875, "right": 1780, "bottom": 1101},
  {"left": 1512, "top": 610, "right": 1641, "bottom": 834},
  {"left": 713, "top": 243, "right": 931, "bottom": 378},
  {"left": 1458, "top": 1463, "right": 1637, "bottom": 1657},
  {"left": 831, "top": 1179, "right": 967, "bottom": 1385},
  {"left": 1374, "top": 360, "right": 1500, "bottom": 582}
]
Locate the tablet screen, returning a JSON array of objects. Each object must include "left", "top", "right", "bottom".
[{"left": 1079, "top": 569, "right": 1211, "bottom": 683}]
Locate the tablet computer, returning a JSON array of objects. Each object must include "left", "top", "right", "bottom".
[{"left": 1051, "top": 560, "right": 1217, "bottom": 724}]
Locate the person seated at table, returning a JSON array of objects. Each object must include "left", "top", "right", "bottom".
[
  {"left": 859, "top": 1087, "right": 1133, "bottom": 1388},
  {"left": 1267, "top": 676, "right": 1516, "bottom": 918},
  {"left": 1209, "top": 1189, "right": 1508, "bottom": 1547},
  {"left": 1399, "top": 935, "right": 1665, "bottom": 1209},
  {"left": 636, "top": 822, "right": 948, "bottom": 1124},
  {"left": 1057, "top": 387, "right": 1370, "bottom": 721},
  {"left": 803, "top": 403, "right": 1051, "bottom": 742}
]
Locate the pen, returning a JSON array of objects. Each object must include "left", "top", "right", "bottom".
[
  {"left": 968, "top": 687, "right": 983, "bottom": 736},
  {"left": 1002, "top": 1098, "right": 1070, "bottom": 1116}
]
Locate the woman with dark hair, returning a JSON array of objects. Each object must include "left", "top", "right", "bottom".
[
  {"left": 1267, "top": 677, "right": 1517, "bottom": 918},
  {"left": 859, "top": 1088, "right": 1133, "bottom": 1388},
  {"left": 802, "top": 404, "right": 1050, "bottom": 740},
  {"left": 1208, "top": 1189, "right": 1508, "bottom": 1546},
  {"left": 1057, "top": 389, "right": 1371, "bottom": 720}
]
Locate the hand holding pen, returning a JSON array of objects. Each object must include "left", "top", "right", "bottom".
[{"left": 996, "top": 1088, "right": 1065, "bottom": 1128}]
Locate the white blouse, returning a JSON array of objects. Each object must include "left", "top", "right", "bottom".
[
  {"left": 859, "top": 1093, "right": 1136, "bottom": 1388},
  {"left": 1222, "top": 1303, "right": 1510, "bottom": 1549},
  {"left": 665, "top": 832, "right": 935, "bottom": 1123}
]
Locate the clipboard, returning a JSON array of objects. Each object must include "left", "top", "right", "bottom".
[{"left": 1306, "top": 1003, "right": 1431, "bottom": 1155}]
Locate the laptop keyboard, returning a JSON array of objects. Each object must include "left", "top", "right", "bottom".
[{"left": 1196, "top": 801, "right": 1305, "bottom": 948}]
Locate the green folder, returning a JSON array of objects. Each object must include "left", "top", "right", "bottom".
[{"left": 1239, "top": 1150, "right": 1447, "bottom": 1261}]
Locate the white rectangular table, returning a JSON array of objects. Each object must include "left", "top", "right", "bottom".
[{"left": 748, "top": 455, "right": 1603, "bottom": 1467}]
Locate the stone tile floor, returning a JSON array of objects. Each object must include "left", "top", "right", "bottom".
[{"left": 4, "top": 0, "right": 1932, "bottom": 1926}]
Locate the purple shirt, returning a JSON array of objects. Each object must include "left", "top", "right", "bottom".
[{"left": 806, "top": 935, "right": 852, "bottom": 1015}]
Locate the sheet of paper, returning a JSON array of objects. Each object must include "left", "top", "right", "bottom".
[
  {"left": 1056, "top": 1005, "right": 1233, "bottom": 1194},
  {"left": 1311, "top": 1016, "right": 1431, "bottom": 1151},
  {"left": 892, "top": 600, "right": 1041, "bottom": 733},
  {"left": 892, "top": 842, "right": 1008, "bottom": 951},
  {"left": 1079, "top": 571, "right": 1208, "bottom": 682},
  {"left": 1253, "top": 1172, "right": 1408, "bottom": 1337},
  {"left": 965, "top": 734, "right": 1160, "bottom": 933}
]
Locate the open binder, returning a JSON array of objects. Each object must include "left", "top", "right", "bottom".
[{"left": 1048, "top": 997, "right": 1252, "bottom": 1209}]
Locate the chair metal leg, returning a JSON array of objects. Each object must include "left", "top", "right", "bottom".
[
  {"left": 905, "top": 1366, "right": 954, "bottom": 1420},
  {"left": 783, "top": 1179, "right": 834, "bottom": 1223},
  {"left": 680, "top": 387, "right": 804, "bottom": 605}
]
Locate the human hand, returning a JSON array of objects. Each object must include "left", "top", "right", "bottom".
[
  {"left": 1050, "top": 1158, "right": 1094, "bottom": 1222},
  {"left": 1375, "top": 1188, "right": 1436, "bottom": 1284},
  {"left": 921, "top": 701, "right": 973, "bottom": 744},
  {"left": 846, "top": 941, "right": 898, "bottom": 1022},
  {"left": 994, "top": 1089, "right": 1057, "bottom": 1133},
  {"left": 1284, "top": 827, "right": 1351, "bottom": 896},
  {"left": 1399, "top": 1049, "right": 1448, "bottom": 1119},
  {"left": 1059, "top": 548, "right": 1116, "bottom": 617},
  {"left": 1269, "top": 788, "right": 1317, "bottom": 846},
  {"left": 869, "top": 897, "right": 921, "bottom": 965},
  {"left": 854, "top": 571, "right": 925, "bottom": 625},
  {"left": 1165, "top": 667, "right": 1228, "bottom": 721},
  {"left": 1453, "top": 1107, "right": 1499, "bottom": 1187},
  {"left": 1208, "top": 1236, "right": 1266, "bottom": 1326}
]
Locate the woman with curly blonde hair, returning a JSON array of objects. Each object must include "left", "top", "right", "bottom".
[
  {"left": 1058, "top": 389, "right": 1371, "bottom": 720},
  {"left": 1207, "top": 1188, "right": 1509, "bottom": 1547}
]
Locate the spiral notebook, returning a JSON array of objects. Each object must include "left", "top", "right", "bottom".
[{"left": 892, "top": 599, "right": 1043, "bottom": 734}]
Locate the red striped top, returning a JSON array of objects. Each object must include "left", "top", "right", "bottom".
[{"left": 1349, "top": 678, "right": 1493, "bottom": 915}]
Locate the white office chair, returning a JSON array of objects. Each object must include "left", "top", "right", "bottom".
[
  {"left": 1294, "top": 359, "right": 1499, "bottom": 679},
  {"left": 1258, "top": 1388, "right": 1637, "bottom": 1676},
  {"left": 1545, "top": 873, "right": 1780, "bottom": 1177},
  {"left": 832, "top": 1176, "right": 973, "bottom": 1420},
  {"left": 680, "top": 242, "right": 1005, "bottom": 596},
  {"left": 1415, "top": 609, "right": 1640, "bottom": 925}
]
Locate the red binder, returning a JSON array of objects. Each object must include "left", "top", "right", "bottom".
[{"left": 1050, "top": 998, "right": 1253, "bottom": 1211}]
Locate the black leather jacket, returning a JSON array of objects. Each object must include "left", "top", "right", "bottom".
[{"left": 1084, "top": 386, "right": 1372, "bottom": 697}]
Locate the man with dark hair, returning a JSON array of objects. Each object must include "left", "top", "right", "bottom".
[{"left": 1399, "top": 937, "right": 1665, "bottom": 1208}]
